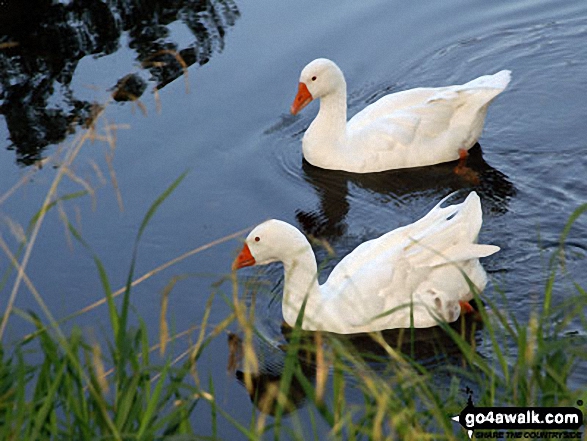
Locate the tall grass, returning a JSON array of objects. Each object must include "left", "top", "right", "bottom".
[
  {"left": 0, "top": 112, "right": 585, "bottom": 440},
  {"left": 0, "top": 144, "right": 198, "bottom": 438}
]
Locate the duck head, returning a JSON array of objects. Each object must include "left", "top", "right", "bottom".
[
  {"left": 290, "top": 58, "right": 346, "bottom": 115},
  {"left": 232, "top": 220, "right": 308, "bottom": 270}
]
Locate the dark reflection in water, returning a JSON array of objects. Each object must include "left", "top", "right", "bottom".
[
  {"left": 0, "top": 0, "right": 239, "bottom": 165},
  {"left": 296, "top": 144, "right": 516, "bottom": 239},
  {"left": 230, "top": 307, "right": 483, "bottom": 415}
]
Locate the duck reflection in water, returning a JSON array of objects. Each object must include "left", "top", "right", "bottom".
[
  {"left": 228, "top": 303, "right": 483, "bottom": 415},
  {"left": 296, "top": 143, "right": 516, "bottom": 239}
]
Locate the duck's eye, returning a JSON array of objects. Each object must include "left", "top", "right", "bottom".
[
  {"left": 311, "top": 76, "right": 317, "bottom": 81},
  {"left": 254, "top": 236, "right": 260, "bottom": 242}
]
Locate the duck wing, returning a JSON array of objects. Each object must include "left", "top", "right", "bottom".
[
  {"left": 323, "top": 191, "right": 481, "bottom": 290},
  {"left": 322, "top": 192, "right": 499, "bottom": 329},
  {"left": 347, "top": 71, "right": 512, "bottom": 151}
]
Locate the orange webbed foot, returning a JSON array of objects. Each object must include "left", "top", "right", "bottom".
[
  {"left": 454, "top": 148, "right": 480, "bottom": 185},
  {"left": 459, "top": 300, "right": 483, "bottom": 322},
  {"left": 459, "top": 300, "right": 475, "bottom": 315}
]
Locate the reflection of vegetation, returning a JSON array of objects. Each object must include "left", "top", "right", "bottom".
[{"left": 0, "top": 0, "right": 240, "bottom": 165}]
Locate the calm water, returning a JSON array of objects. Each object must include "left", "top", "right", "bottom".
[{"left": 1, "top": 0, "right": 586, "bottom": 437}]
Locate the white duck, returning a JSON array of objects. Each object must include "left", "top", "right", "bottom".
[
  {"left": 232, "top": 192, "right": 499, "bottom": 334},
  {"left": 290, "top": 58, "right": 511, "bottom": 173}
]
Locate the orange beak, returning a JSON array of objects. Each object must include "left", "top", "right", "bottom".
[
  {"left": 290, "top": 82, "right": 313, "bottom": 115},
  {"left": 232, "top": 243, "right": 256, "bottom": 271}
]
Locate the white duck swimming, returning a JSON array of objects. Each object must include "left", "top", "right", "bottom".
[
  {"left": 290, "top": 58, "right": 511, "bottom": 173},
  {"left": 232, "top": 192, "right": 499, "bottom": 334}
]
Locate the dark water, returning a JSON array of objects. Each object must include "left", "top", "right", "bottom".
[
  {"left": 1, "top": 0, "right": 586, "bottom": 437},
  {"left": 0, "top": 0, "right": 239, "bottom": 165}
]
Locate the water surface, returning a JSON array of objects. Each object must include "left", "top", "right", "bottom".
[{"left": 1, "top": 0, "right": 586, "bottom": 437}]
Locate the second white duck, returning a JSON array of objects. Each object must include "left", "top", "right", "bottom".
[
  {"left": 232, "top": 192, "right": 499, "bottom": 334},
  {"left": 290, "top": 58, "right": 511, "bottom": 173}
]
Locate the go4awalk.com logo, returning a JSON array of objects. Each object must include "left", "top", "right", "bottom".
[{"left": 451, "top": 397, "right": 584, "bottom": 439}]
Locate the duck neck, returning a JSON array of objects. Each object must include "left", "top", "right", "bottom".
[
  {"left": 303, "top": 85, "right": 348, "bottom": 165},
  {"left": 316, "top": 87, "right": 347, "bottom": 134},
  {"left": 281, "top": 244, "right": 321, "bottom": 327}
]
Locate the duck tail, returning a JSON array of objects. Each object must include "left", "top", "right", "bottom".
[
  {"left": 462, "top": 70, "right": 512, "bottom": 92},
  {"left": 409, "top": 192, "right": 500, "bottom": 268},
  {"left": 423, "top": 191, "right": 485, "bottom": 244},
  {"left": 456, "top": 191, "right": 483, "bottom": 240},
  {"left": 431, "top": 190, "right": 462, "bottom": 211}
]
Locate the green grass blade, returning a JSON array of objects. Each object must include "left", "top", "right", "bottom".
[
  {"left": 27, "top": 190, "right": 89, "bottom": 233},
  {"left": 273, "top": 293, "right": 309, "bottom": 438},
  {"left": 136, "top": 170, "right": 189, "bottom": 244},
  {"left": 118, "top": 170, "right": 189, "bottom": 352},
  {"left": 114, "top": 373, "right": 141, "bottom": 430},
  {"left": 209, "top": 375, "right": 217, "bottom": 439},
  {"left": 29, "top": 359, "right": 67, "bottom": 441},
  {"left": 558, "top": 203, "right": 587, "bottom": 247},
  {"left": 65, "top": 221, "right": 119, "bottom": 337},
  {"left": 137, "top": 363, "right": 169, "bottom": 439}
]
